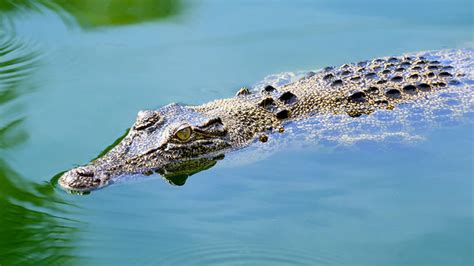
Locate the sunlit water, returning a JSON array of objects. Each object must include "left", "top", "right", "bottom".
[{"left": 0, "top": 1, "right": 473, "bottom": 265}]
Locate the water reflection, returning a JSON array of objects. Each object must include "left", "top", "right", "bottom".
[
  {"left": 0, "top": 23, "right": 81, "bottom": 264},
  {"left": 0, "top": 0, "right": 182, "bottom": 28},
  {"left": 157, "top": 154, "right": 224, "bottom": 186},
  {"left": 0, "top": 21, "right": 38, "bottom": 149},
  {"left": 0, "top": 160, "right": 81, "bottom": 264}
]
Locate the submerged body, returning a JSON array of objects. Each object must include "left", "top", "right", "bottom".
[{"left": 59, "top": 49, "right": 474, "bottom": 192}]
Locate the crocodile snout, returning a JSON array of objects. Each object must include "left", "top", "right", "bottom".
[{"left": 59, "top": 166, "right": 111, "bottom": 191}]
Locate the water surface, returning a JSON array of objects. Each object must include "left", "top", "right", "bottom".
[{"left": 0, "top": 0, "right": 473, "bottom": 265}]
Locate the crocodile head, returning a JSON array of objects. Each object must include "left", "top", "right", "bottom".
[{"left": 59, "top": 103, "right": 230, "bottom": 192}]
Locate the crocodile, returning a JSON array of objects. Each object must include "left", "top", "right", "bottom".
[{"left": 59, "top": 49, "right": 473, "bottom": 192}]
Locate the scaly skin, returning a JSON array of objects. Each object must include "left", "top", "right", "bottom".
[{"left": 59, "top": 52, "right": 466, "bottom": 192}]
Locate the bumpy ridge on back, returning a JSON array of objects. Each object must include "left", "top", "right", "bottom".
[{"left": 250, "top": 49, "right": 473, "bottom": 145}]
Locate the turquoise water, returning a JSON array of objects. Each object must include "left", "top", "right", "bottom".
[{"left": 1, "top": 0, "right": 473, "bottom": 265}]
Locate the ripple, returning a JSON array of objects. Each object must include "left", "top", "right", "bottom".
[
  {"left": 0, "top": 21, "right": 41, "bottom": 147},
  {"left": 0, "top": 18, "right": 81, "bottom": 265},
  {"left": 0, "top": 158, "right": 81, "bottom": 265},
  {"left": 0, "top": 22, "right": 41, "bottom": 91},
  {"left": 156, "top": 243, "right": 341, "bottom": 265}
]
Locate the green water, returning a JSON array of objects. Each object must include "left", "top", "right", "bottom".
[{"left": 0, "top": 0, "right": 473, "bottom": 265}]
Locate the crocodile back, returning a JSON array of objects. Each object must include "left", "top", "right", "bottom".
[{"left": 253, "top": 49, "right": 473, "bottom": 145}]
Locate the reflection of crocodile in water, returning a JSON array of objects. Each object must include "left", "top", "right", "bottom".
[{"left": 59, "top": 49, "right": 473, "bottom": 192}]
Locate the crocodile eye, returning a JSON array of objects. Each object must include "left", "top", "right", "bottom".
[{"left": 174, "top": 126, "right": 192, "bottom": 141}]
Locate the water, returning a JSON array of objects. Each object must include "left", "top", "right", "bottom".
[{"left": 0, "top": 0, "right": 473, "bottom": 265}]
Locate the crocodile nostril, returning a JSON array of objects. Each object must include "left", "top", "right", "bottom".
[{"left": 59, "top": 164, "right": 114, "bottom": 191}]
